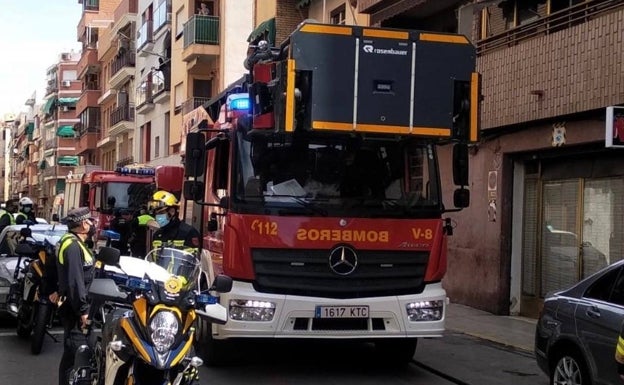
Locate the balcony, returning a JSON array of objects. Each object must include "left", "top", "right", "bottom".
[
  {"left": 43, "top": 166, "right": 75, "bottom": 180},
  {"left": 152, "top": 70, "right": 170, "bottom": 103},
  {"left": 77, "top": 47, "right": 99, "bottom": 80},
  {"left": 112, "top": 0, "right": 138, "bottom": 36},
  {"left": 109, "top": 105, "right": 135, "bottom": 137},
  {"left": 182, "top": 97, "right": 211, "bottom": 115},
  {"left": 477, "top": 0, "right": 624, "bottom": 129},
  {"left": 110, "top": 52, "right": 136, "bottom": 90},
  {"left": 182, "top": 16, "right": 220, "bottom": 63},
  {"left": 153, "top": 0, "right": 171, "bottom": 36},
  {"left": 76, "top": 89, "right": 100, "bottom": 115},
  {"left": 357, "top": 0, "right": 386, "bottom": 13},
  {"left": 76, "top": 125, "right": 99, "bottom": 156},
  {"left": 137, "top": 20, "right": 154, "bottom": 56},
  {"left": 44, "top": 137, "right": 75, "bottom": 151},
  {"left": 136, "top": 80, "right": 154, "bottom": 113}
]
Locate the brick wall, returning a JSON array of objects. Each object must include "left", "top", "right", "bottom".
[{"left": 276, "top": 0, "right": 308, "bottom": 44}]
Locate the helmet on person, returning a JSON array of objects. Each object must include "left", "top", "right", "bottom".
[
  {"left": 19, "top": 197, "right": 34, "bottom": 211},
  {"left": 149, "top": 191, "right": 179, "bottom": 212}
]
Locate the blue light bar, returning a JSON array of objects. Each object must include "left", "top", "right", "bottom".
[{"left": 227, "top": 93, "right": 250, "bottom": 111}]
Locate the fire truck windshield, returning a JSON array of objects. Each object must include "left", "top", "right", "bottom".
[
  {"left": 234, "top": 132, "right": 442, "bottom": 218},
  {"left": 97, "top": 182, "right": 154, "bottom": 213}
]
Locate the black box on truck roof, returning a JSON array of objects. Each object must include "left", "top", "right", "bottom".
[{"left": 281, "top": 23, "right": 479, "bottom": 142}]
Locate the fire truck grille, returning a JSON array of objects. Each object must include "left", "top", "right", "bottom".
[{"left": 251, "top": 248, "right": 430, "bottom": 299}]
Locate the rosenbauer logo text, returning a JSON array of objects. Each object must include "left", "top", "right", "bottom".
[{"left": 362, "top": 44, "right": 408, "bottom": 56}]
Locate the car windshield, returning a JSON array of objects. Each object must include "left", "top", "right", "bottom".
[
  {"left": 0, "top": 226, "right": 67, "bottom": 256},
  {"left": 234, "top": 131, "right": 441, "bottom": 218}
]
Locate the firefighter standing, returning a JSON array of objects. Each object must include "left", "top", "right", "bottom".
[
  {"left": 56, "top": 207, "right": 95, "bottom": 385},
  {"left": 15, "top": 197, "right": 36, "bottom": 224},
  {"left": 150, "top": 191, "right": 200, "bottom": 250}
]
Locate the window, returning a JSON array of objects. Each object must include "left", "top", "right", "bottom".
[
  {"left": 176, "top": 7, "right": 185, "bottom": 38},
  {"left": 164, "top": 112, "right": 170, "bottom": 157},
  {"left": 155, "top": 136, "right": 160, "bottom": 158},
  {"left": 330, "top": 4, "right": 346, "bottom": 25},
  {"left": 62, "top": 70, "right": 78, "bottom": 81},
  {"left": 585, "top": 267, "right": 620, "bottom": 303},
  {"left": 174, "top": 82, "right": 185, "bottom": 114},
  {"left": 550, "top": 0, "right": 585, "bottom": 14}
]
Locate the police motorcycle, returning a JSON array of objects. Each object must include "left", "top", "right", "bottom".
[
  {"left": 70, "top": 245, "right": 232, "bottom": 385},
  {"left": 6, "top": 225, "right": 60, "bottom": 354}
]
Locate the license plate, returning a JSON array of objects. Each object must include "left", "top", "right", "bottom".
[{"left": 315, "top": 305, "right": 369, "bottom": 319}]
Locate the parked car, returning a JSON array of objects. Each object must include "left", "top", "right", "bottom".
[
  {"left": 535, "top": 259, "right": 624, "bottom": 385},
  {"left": 0, "top": 224, "right": 67, "bottom": 316}
]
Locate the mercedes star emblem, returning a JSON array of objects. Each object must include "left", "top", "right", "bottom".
[{"left": 328, "top": 246, "right": 358, "bottom": 275}]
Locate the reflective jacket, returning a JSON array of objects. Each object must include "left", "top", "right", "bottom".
[
  {"left": 152, "top": 217, "right": 200, "bottom": 251},
  {"left": 0, "top": 209, "right": 15, "bottom": 232},
  {"left": 56, "top": 233, "right": 94, "bottom": 316}
]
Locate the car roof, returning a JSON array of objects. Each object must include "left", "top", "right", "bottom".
[
  {"left": 2, "top": 224, "right": 67, "bottom": 231},
  {"left": 552, "top": 258, "right": 624, "bottom": 298}
]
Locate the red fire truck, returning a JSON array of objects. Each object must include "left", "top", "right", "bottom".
[
  {"left": 63, "top": 164, "right": 184, "bottom": 247},
  {"left": 184, "top": 22, "right": 479, "bottom": 364}
]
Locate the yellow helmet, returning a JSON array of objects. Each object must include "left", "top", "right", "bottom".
[{"left": 150, "top": 190, "right": 179, "bottom": 212}]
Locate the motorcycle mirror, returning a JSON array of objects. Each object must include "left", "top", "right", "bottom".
[
  {"left": 20, "top": 227, "right": 32, "bottom": 238},
  {"left": 195, "top": 303, "right": 228, "bottom": 325},
  {"left": 96, "top": 246, "right": 121, "bottom": 266},
  {"left": 210, "top": 274, "right": 233, "bottom": 293}
]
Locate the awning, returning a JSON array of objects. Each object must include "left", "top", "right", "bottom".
[
  {"left": 58, "top": 97, "right": 79, "bottom": 106},
  {"left": 42, "top": 97, "right": 56, "bottom": 115},
  {"left": 57, "top": 125, "right": 76, "bottom": 137},
  {"left": 247, "top": 18, "right": 276, "bottom": 45},
  {"left": 57, "top": 156, "right": 79, "bottom": 166}
]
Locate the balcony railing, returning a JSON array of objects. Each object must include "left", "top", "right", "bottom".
[
  {"left": 111, "top": 51, "right": 136, "bottom": 76},
  {"left": 152, "top": 70, "right": 168, "bottom": 96},
  {"left": 111, "top": 104, "right": 135, "bottom": 125},
  {"left": 478, "top": 0, "right": 623, "bottom": 55},
  {"left": 182, "top": 97, "right": 211, "bottom": 115},
  {"left": 137, "top": 20, "right": 154, "bottom": 50},
  {"left": 116, "top": 156, "right": 134, "bottom": 168},
  {"left": 183, "top": 15, "right": 219, "bottom": 48},
  {"left": 136, "top": 80, "right": 153, "bottom": 107}
]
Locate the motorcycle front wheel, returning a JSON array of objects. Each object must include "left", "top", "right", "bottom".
[{"left": 31, "top": 303, "right": 53, "bottom": 354}]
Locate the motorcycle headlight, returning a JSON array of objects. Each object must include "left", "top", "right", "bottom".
[{"left": 149, "top": 311, "right": 179, "bottom": 353}]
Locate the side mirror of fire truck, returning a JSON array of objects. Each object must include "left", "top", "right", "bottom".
[
  {"left": 183, "top": 180, "right": 205, "bottom": 202},
  {"left": 184, "top": 132, "right": 207, "bottom": 178}
]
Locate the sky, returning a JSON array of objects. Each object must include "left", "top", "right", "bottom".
[{"left": 0, "top": 1, "right": 82, "bottom": 116}]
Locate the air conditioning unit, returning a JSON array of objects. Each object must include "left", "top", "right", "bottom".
[
  {"left": 62, "top": 106, "right": 70, "bottom": 112},
  {"left": 62, "top": 80, "right": 72, "bottom": 87},
  {"left": 61, "top": 53, "right": 70, "bottom": 60}
]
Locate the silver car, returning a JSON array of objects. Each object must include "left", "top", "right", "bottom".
[
  {"left": 0, "top": 224, "right": 67, "bottom": 315},
  {"left": 535, "top": 259, "right": 624, "bottom": 385}
]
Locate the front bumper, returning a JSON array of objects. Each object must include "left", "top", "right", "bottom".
[{"left": 214, "top": 281, "right": 446, "bottom": 340}]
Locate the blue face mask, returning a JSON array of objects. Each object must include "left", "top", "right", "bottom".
[{"left": 155, "top": 213, "right": 170, "bottom": 227}]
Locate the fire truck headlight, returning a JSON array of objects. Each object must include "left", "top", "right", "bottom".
[
  {"left": 229, "top": 300, "right": 276, "bottom": 321},
  {"left": 406, "top": 300, "right": 444, "bottom": 322}
]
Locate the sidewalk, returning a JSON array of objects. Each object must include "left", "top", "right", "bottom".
[{"left": 445, "top": 302, "right": 537, "bottom": 353}]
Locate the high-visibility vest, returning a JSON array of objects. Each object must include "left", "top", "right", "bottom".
[
  {"left": 138, "top": 214, "right": 155, "bottom": 226},
  {"left": 58, "top": 233, "right": 93, "bottom": 266},
  {"left": 0, "top": 209, "right": 15, "bottom": 225}
]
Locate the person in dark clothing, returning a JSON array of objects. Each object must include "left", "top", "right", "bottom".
[
  {"left": 0, "top": 199, "right": 18, "bottom": 233},
  {"left": 129, "top": 206, "right": 155, "bottom": 258},
  {"left": 56, "top": 207, "right": 95, "bottom": 385},
  {"left": 15, "top": 197, "right": 36, "bottom": 224},
  {"left": 150, "top": 191, "right": 200, "bottom": 250},
  {"left": 109, "top": 209, "right": 132, "bottom": 255}
]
